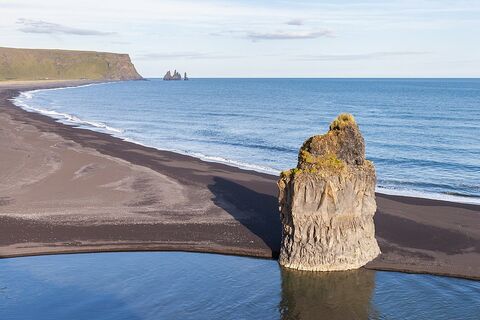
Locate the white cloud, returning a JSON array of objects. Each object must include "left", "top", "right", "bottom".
[
  {"left": 247, "top": 29, "right": 333, "bottom": 41},
  {"left": 17, "top": 18, "right": 114, "bottom": 36},
  {"left": 1, "top": 1, "right": 478, "bottom": 76},
  {"left": 286, "top": 19, "right": 304, "bottom": 26},
  {"left": 135, "top": 52, "right": 238, "bottom": 60},
  {"left": 297, "top": 51, "right": 430, "bottom": 61}
]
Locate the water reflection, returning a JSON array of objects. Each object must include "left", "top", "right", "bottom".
[
  {"left": 1, "top": 252, "right": 479, "bottom": 319},
  {"left": 279, "top": 267, "right": 377, "bottom": 319}
]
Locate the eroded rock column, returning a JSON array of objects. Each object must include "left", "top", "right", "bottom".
[{"left": 278, "top": 113, "right": 380, "bottom": 271}]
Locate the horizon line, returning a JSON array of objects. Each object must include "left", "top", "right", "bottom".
[{"left": 143, "top": 77, "right": 480, "bottom": 79}]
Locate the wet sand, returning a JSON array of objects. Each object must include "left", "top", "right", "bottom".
[{"left": 0, "top": 81, "right": 479, "bottom": 280}]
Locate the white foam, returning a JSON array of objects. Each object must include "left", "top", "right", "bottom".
[
  {"left": 22, "top": 92, "right": 33, "bottom": 99},
  {"left": 13, "top": 90, "right": 124, "bottom": 135},
  {"left": 376, "top": 187, "right": 480, "bottom": 205},
  {"left": 187, "top": 152, "right": 280, "bottom": 174},
  {"left": 121, "top": 137, "right": 280, "bottom": 175},
  {"left": 11, "top": 83, "right": 480, "bottom": 206},
  {"left": 123, "top": 139, "right": 480, "bottom": 204},
  {"left": 24, "top": 81, "right": 111, "bottom": 96}
]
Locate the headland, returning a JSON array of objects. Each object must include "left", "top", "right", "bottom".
[{"left": 0, "top": 47, "right": 142, "bottom": 81}]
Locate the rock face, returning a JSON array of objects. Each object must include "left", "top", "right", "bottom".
[
  {"left": 163, "top": 69, "right": 182, "bottom": 80},
  {"left": 278, "top": 113, "right": 380, "bottom": 271}
]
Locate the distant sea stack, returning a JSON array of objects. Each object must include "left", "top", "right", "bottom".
[
  {"left": 0, "top": 47, "right": 142, "bottom": 81},
  {"left": 278, "top": 113, "right": 380, "bottom": 271},
  {"left": 163, "top": 70, "right": 189, "bottom": 80}
]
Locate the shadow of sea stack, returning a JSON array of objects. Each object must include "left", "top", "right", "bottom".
[{"left": 278, "top": 113, "right": 380, "bottom": 271}]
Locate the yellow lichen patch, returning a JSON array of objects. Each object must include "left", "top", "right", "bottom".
[
  {"left": 364, "top": 159, "right": 375, "bottom": 170},
  {"left": 299, "top": 148, "right": 345, "bottom": 171},
  {"left": 292, "top": 168, "right": 303, "bottom": 175},
  {"left": 306, "top": 168, "right": 318, "bottom": 174},
  {"left": 280, "top": 169, "right": 292, "bottom": 178},
  {"left": 329, "top": 113, "right": 356, "bottom": 131},
  {"left": 280, "top": 167, "right": 304, "bottom": 180},
  {"left": 314, "top": 154, "right": 346, "bottom": 171},
  {"left": 300, "top": 149, "right": 316, "bottom": 164}
]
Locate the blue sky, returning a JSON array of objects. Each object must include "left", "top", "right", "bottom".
[{"left": 1, "top": 0, "right": 479, "bottom": 77}]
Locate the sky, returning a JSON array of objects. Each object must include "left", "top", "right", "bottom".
[{"left": 1, "top": 0, "right": 479, "bottom": 77}]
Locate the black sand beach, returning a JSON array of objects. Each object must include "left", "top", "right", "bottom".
[{"left": 0, "top": 81, "right": 479, "bottom": 280}]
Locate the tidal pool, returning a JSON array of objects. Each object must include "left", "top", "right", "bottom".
[{"left": 0, "top": 252, "right": 479, "bottom": 319}]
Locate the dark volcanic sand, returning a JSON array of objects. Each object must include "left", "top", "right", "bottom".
[{"left": 0, "top": 81, "right": 479, "bottom": 280}]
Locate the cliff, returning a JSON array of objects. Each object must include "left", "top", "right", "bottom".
[
  {"left": 278, "top": 113, "right": 380, "bottom": 271},
  {"left": 0, "top": 47, "right": 143, "bottom": 81}
]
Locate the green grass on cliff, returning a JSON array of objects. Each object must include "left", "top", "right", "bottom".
[{"left": 0, "top": 47, "right": 142, "bottom": 81}]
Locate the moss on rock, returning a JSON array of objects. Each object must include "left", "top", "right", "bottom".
[
  {"left": 281, "top": 113, "right": 371, "bottom": 181},
  {"left": 329, "top": 113, "right": 356, "bottom": 131}
]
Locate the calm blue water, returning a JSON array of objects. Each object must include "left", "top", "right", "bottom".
[
  {"left": 14, "top": 79, "right": 480, "bottom": 204},
  {"left": 1, "top": 252, "right": 479, "bottom": 320}
]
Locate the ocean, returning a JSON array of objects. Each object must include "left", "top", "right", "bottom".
[{"left": 13, "top": 78, "right": 480, "bottom": 204}]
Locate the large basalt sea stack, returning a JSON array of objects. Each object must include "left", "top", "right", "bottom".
[{"left": 278, "top": 113, "right": 380, "bottom": 271}]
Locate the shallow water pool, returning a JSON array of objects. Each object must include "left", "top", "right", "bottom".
[{"left": 0, "top": 252, "right": 479, "bottom": 319}]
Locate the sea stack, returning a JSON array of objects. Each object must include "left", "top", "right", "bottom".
[
  {"left": 163, "top": 69, "right": 182, "bottom": 80},
  {"left": 278, "top": 113, "right": 380, "bottom": 271}
]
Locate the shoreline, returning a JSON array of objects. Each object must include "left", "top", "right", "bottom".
[
  {"left": 1, "top": 80, "right": 479, "bottom": 280},
  {"left": 13, "top": 81, "right": 480, "bottom": 206}
]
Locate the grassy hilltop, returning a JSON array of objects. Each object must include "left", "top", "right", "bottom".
[{"left": 0, "top": 47, "right": 142, "bottom": 81}]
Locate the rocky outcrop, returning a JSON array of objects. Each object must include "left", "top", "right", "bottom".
[
  {"left": 184, "top": 72, "right": 189, "bottom": 80},
  {"left": 163, "top": 69, "right": 182, "bottom": 80},
  {"left": 163, "top": 71, "right": 173, "bottom": 80},
  {"left": 278, "top": 113, "right": 380, "bottom": 271},
  {"left": 0, "top": 47, "right": 142, "bottom": 81}
]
